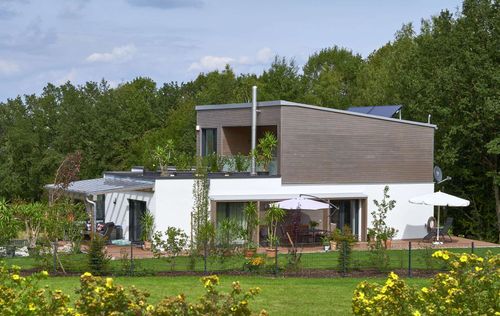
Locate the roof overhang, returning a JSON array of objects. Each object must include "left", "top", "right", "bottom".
[
  {"left": 45, "top": 178, "right": 154, "bottom": 197},
  {"left": 209, "top": 192, "right": 367, "bottom": 201}
]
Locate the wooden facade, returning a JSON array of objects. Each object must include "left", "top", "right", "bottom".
[{"left": 197, "top": 101, "right": 435, "bottom": 185}]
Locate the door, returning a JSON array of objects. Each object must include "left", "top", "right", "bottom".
[
  {"left": 128, "top": 199, "right": 146, "bottom": 242},
  {"left": 330, "top": 199, "right": 360, "bottom": 238}
]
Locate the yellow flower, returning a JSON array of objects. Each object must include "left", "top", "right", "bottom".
[
  {"left": 413, "top": 311, "right": 421, "bottom": 316},
  {"left": 389, "top": 272, "right": 399, "bottom": 280},
  {"left": 442, "top": 253, "right": 449, "bottom": 260},
  {"left": 81, "top": 272, "right": 92, "bottom": 278},
  {"left": 11, "top": 274, "right": 20, "bottom": 280},
  {"left": 432, "top": 250, "right": 443, "bottom": 258},
  {"left": 28, "top": 303, "right": 36, "bottom": 311},
  {"left": 41, "top": 271, "right": 49, "bottom": 277},
  {"left": 460, "top": 255, "right": 468, "bottom": 263},
  {"left": 105, "top": 277, "right": 113, "bottom": 288},
  {"left": 475, "top": 266, "right": 483, "bottom": 272},
  {"left": 146, "top": 305, "right": 154, "bottom": 312},
  {"left": 477, "top": 257, "right": 484, "bottom": 262},
  {"left": 421, "top": 287, "right": 429, "bottom": 294}
]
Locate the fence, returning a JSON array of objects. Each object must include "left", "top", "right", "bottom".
[{"left": 0, "top": 240, "right": 497, "bottom": 277}]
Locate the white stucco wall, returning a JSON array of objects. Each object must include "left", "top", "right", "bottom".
[
  {"left": 106, "top": 177, "right": 433, "bottom": 241},
  {"left": 104, "top": 191, "right": 155, "bottom": 240}
]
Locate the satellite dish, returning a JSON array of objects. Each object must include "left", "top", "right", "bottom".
[{"left": 433, "top": 166, "right": 443, "bottom": 183}]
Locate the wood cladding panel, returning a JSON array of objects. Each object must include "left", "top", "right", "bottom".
[{"left": 280, "top": 106, "right": 434, "bottom": 184}]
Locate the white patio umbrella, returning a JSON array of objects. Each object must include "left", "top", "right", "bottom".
[
  {"left": 273, "top": 197, "right": 330, "bottom": 210},
  {"left": 409, "top": 191, "right": 470, "bottom": 242}
]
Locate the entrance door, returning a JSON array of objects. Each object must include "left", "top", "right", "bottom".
[{"left": 129, "top": 199, "right": 146, "bottom": 242}]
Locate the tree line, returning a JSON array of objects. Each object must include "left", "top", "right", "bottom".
[{"left": 0, "top": 0, "right": 498, "bottom": 241}]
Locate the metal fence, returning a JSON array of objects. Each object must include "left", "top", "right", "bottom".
[{"left": 1, "top": 240, "right": 497, "bottom": 277}]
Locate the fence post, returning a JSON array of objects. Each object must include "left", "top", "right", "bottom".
[
  {"left": 342, "top": 240, "right": 347, "bottom": 277},
  {"left": 471, "top": 242, "right": 475, "bottom": 254},
  {"left": 408, "top": 241, "right": 412, "bottom": 278},
  {"left": 274, "top": 242, "right": 278, "bottom": 276},
  {"left": 203, "top": 241, "right": 207, "bottom": 274},
  {"left": 130, "top": 242, "right": 134, "bottom": 276},
  {"left": 53, "top": 241, "right": 57, "bottom": 274}
]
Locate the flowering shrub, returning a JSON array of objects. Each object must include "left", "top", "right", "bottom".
[
  {"left": 0, "top": 261, "right": 266, "bottom": 315},
  {"left": 243, "top": 256, "right": 265, "bottom": 272},
  {"left": 76, "top": 272, "right": 151, "bottom": 315},
  {"left": 0, "top": 263, "right": 71, "bottom": 315},
  {"left": 352, "top": 251, "right": 500, "bottom": 315},
  {"left": 154, "top": 275, "right": 268, "bottom": 315}
]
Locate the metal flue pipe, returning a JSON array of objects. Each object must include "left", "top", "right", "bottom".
[{"left": 250, "top": 86, "right": 257, "bottom": 175}]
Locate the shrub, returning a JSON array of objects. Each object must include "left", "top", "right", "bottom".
[
  {"left": 0, "top": 263, "right": 71, "bottom": 315},
  {"left": 76, "top": 272, "right": 151, "bottom": 315},
  {"left": 87, "top": 235, "right": 110, "bottom": 275},
  {"left": 152, "top": 227, "right": 189, "bottom": 271},
  {"left": 332, "top": 226, "right": 357, "bottom": 273},
  {"left": 352, "top": 251, "right": 500, "bottom": 315}
]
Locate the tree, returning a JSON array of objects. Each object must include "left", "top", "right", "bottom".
[{"left": 302, "top": 46, "right": 364, "bottom": 109}]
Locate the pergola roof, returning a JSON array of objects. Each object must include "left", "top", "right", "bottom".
[{"left": 45, "top": 178, "right": 154, "bottom": 196}]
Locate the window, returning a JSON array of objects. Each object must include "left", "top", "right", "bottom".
[
  {"left": 96, "top": 195, "right": 105, "bottom": 222},
  {"left": 201, "top": 128, "right": 217, "bottom": 156}
]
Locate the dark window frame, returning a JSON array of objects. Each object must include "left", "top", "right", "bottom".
[{"left": 201, "top": 128, "right": 217, "bottom": 156}]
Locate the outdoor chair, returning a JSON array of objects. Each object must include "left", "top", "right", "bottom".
[
  {"left": 422, "top": 217, "right": 453, "bottom": 242},
  {"left": 438, "top": 217, "right": 454, "bottom": 242},
  {"left": 98, "top": 222, "right": 115, "bottom": 243}
]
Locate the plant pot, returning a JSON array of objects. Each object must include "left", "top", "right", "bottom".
[
  {"left": 323, "top": 245, "right": 330, "bottom": 252},
  {"left": 266, "top": 248, "right": 277, "bottom": 258},
  {"left": 142, "top": 241, "right": 152, "bottom": 251},
  {"left": 329, "top": 241, "right": 337, "bottom": 251},
  {"left": 384, "top": 239, "right": 392, "bottom": 249},
  {"left": 244, "top": 248, "right": 257, "bottom": 258}
]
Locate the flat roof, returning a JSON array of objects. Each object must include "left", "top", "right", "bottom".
[{"left": 196, "top": 100, "right": 437, "bottom": 129}]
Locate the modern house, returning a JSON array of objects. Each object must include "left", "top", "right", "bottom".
[{"left": 46, "top": 99, "right": 436, "bottom": 244}]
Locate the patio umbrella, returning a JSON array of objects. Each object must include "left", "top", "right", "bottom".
[
  {"left": 273, "top": 197, "right": 330, "bottom": 210},
  {"left": 409, "top": 191, "right": 470, "bottom": 242}
]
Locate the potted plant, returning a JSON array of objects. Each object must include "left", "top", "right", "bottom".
[
  {"left": 140, "top": 209, "right": 155, "bottom": 250},
  {"left": 233, "top": 153, "right": 251, "bottom": 174},
  {"left": 243, "top": 202, "right": 259, "bottom": 258},
  {"left": 321, "top": 236, "right": 330, "bottom": 252},
  {"left": 309, "top": 220, "right": 319, "bottom": 230},
  {"left": 382, "top": 227, "right": 397, "bottom": 249},
  {"left": 264, "top": 204, "right": 285, "bottom": 258},
  {"left": 152, "top": 139, "right": 176, "bottom": 175},
  {"left": 330, "top": 228, "right": 341, "bottom": 250},
  {"left": 253, "top": 132, "right": 277, "bottom": 175}
]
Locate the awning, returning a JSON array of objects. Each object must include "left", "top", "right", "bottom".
[
  {"left": 209, "top": 192, "right": 367, "bottom": 201},
  {"left": 45, "top": 178, "right": 154, "bottom": 196}
]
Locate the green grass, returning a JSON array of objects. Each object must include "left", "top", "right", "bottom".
[
  {"left": 5, "top": 247, "right": 497, "bottom": 274},
  {"left": 41, "top": 275, "right": 430, "bottom": 315}
]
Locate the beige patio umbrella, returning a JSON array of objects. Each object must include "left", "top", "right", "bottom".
[{"left": 409, "top": 191, "right": 470, "bottom": 243}]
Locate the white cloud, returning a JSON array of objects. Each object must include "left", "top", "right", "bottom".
[
  {"left": 188, "top": 47, "right": 274, "bottom": 72},
  {"left": 0, "top": 59, "right": 19, "bottom": 75},
  {"left": 256, "top": 47, "right": 273, "bottom": 63},
  {"left": 188, "top": 55, "right": 234, "bottom": 71},
  {"left": 56, "top": 68, "right": 77, "bottom": 85},
  {"left": 85, "top": 44, "right": 137, "bottom": 63}
]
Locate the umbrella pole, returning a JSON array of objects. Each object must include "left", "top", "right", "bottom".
[{"left": 436, "top": 206, "right": 440, "bottom": 242}]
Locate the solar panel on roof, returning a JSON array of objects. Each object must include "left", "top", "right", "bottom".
[{"left": 347, "top": 105, "right": 402, "bottom": 118}]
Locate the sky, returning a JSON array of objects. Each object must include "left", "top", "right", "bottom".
[{"left": 0, "top": 0, "right": 463, "bottom": 102}]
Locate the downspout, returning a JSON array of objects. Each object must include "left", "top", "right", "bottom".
[
  {"left": 250, "top": 86, "right": 257, "bottom": 176},
  {"left": 85, "top": 195, "right": 97, "bottom": 236}
]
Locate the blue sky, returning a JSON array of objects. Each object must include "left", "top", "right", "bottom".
[{"left": 0, "top": 0, "right": 462, "bottom": 102}]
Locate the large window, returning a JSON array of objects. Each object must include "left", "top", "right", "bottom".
[
  {"left": 96, "top": 195, "right": 105, "bottom": 222},
  {"left": 201, "top": 128, "right": 217, "bottom": 156}
]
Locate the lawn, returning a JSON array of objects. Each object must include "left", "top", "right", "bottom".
[{"left": 42, "top": 275, "right": 430, "bottom": 315}]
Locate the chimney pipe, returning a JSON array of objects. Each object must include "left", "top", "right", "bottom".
[{"left": 251, "top": 86, "right": 257, "bottom": 175}]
